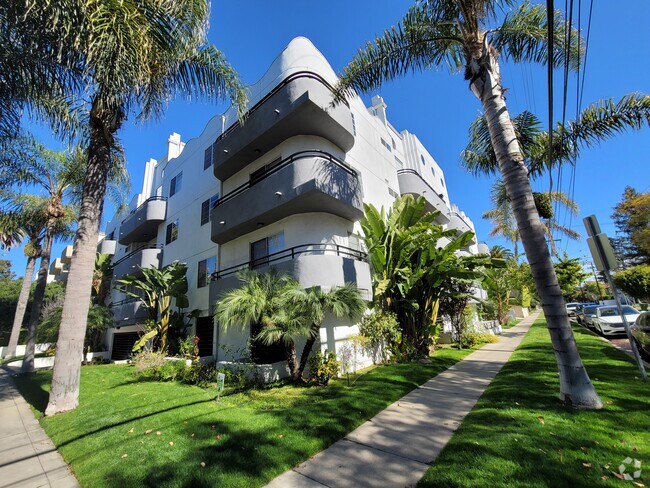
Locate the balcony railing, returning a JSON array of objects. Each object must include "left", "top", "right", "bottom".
[
  {"left": 216, "top": 71, "right": 350, "bottom": 144},
  {"left": 212, "top": 243, "right": 367, "bottom": 281},
  {"left": 113, "top": 244, "right": 163, "bottom": 267},
  {"left": 215, "top": 150, "right": 356, "bottom": 208}
]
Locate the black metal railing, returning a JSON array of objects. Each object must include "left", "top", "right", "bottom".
[
  {"left": 396, "top": 169, "right": 446, "bottom": 204},
  {"left": 213, "top": 150, "right": 357, "bottom": 209},
  {"left": 112, "top": 244, "right": 163, "bottom": 267},
  {"left": 211, "top": 243, "right": 367, "bottom": 281},
  {"left": 111, "top": 297, "right": 143, "bottom": 307},
  {"left": 215, "top": 71, "right": 349, "bottom": 145},
  {"left": 121, "top": 196, "right": 167, "bottom": 225}
]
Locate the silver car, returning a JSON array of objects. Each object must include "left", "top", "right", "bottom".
[
  {"left": 631, "top": 311, "right": 650, "bottom": 361},
  {"left": 593, "top": 306, "right": 641, "bottom": 336},
  {"left": 579, "top": 305, "right": 600, "bottom": 328}
]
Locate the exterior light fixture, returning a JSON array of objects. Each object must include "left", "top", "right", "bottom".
[
  {"left": 274, "top": 109, "right": 280, "bottom": 114},
  {"left": 219, "top": 220, "right": 226, "bottom": 225},
  {"left": 275, "top": 191, "right": 282, "bottom": 196},
  {"left": 256, "top": 222, "right": 265, "bottom": 228},
  {"left": 223, "top": 149, "right": 229, "bottom": 153}
]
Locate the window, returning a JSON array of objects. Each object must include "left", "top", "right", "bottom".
[
  {"left": 394, "top": 156, "right": 404, "bottom": 168},
  {"left": 431, "top": 167, "right": 436, "bottom": 177},
  {"left": 388, "top": 187, "right": 399, "bottom": 198},
  {"left": 351, "top": 113, "right": 356, "bottom": 136},
  {"left": 421, "top": 155, "right": 426, "bottom": 165},
  {"left": 348, "top": 232, "right": 365, "bottom": 253},
  {"left": 155, "top": 185, "right": 162, "bottom": 197},
  {"left": 250, "top": 158, "right": 281, "bottom": 186},
  {"left": 250, "top": 232, "right": 284, "bottom": 269},
  {"left": 380, "top": 138, "right": 391, "bottom": 152},
  {"left": 440, "top": 178, "right": 445, "bottom": 188},
  {"left": 169, "top": 172, "right": 183, "bottom": 197},
  {"left": 200, "top": 193, "right": 220, "bottom": 225},
  {"left": 197, "top": 256, "right": 217, "bottom": 288},
  {"left": 165, "top": 219, "right": 178, "bottom": 244},
  {"left": 203, "top": 146, "right": 213, "bottom": 170},
  {"left": 391, "top": 137, "right": 396, "bottom": 149}
]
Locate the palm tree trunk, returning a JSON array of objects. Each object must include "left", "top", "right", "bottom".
[
  {"left": 470, "top": 48, "right": 602, "bottom": 408},
  {"left": 297, "top": 327, "right": 318, "bottom": 380},
  {"left": 3, "top": 256, "right": 36, "bottom": 359},
  {"left": 46, "top": 100, "right": 114, "bottom": 415},
  {"left": 285, "top": 342, "right": 300, "bottom": 382},
  {"left": 21, "top": 227, "right": 54, "bottom": 373}
]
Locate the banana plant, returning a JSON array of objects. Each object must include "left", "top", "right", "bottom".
[{"left": 116, "top": 261, "right": 190, "bottom": 353}]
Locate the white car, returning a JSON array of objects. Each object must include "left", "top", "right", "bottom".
[{"left": 593, "top": 306, "right": 641, "bottom": 336}]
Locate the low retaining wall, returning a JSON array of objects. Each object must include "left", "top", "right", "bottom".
[{"left": 0, "top": 343, "right": 54, "bottom": 358}]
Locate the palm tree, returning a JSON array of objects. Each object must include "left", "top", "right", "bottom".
[
  {"left": 216, "top": 269, "right": 306, "bottom": 381},
  {"left": 44, "top": 0, "right": 247, "bottom": 416},
  {"left": 337, "top": 1, "right": 603, "bottom": 407},
  {"left": 0, "top": 199, "right": 46, "bottom": 359},
  {"left": 286, "top": 283, "right": 365, "bottom": 381},
  {"left": 489, "top": 245, "right": 513, "bottom": 260},
  {"left": 461, "top": 94, "right": 650, "bottom": 179},
  {"left": 483, "top": 180, "right": 579, "bottom": 258}
]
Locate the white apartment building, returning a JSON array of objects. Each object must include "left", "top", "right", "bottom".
[{"left": 100, "top": 37, "right": 487, "bottom": 368}]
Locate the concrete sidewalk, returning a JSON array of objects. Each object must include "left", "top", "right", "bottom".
[
  {"left": 266, "top": 312, "right": 539, "bottom": 488},
  {"left": 0, "top": 368, "right": 79, "bottom": 488}
]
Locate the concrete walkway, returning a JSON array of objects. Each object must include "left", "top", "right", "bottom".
[
  {"left": 0, "top": 368, "right": 79, "bottom": 488},
  {"left": 267, "top": 312, "right": 539, "bottom": 488}
]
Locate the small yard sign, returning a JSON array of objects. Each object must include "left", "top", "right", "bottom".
[{"left": 215, "top": 372, "right": 225, "bottom": 402}]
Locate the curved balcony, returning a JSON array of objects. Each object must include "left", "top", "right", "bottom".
[
  {"left": 448, "top": 212, "right": 474, "bottom": 239},
  {"left": 210, "top": 244, "right": 372, "bottom": 306},
  {"left": 397, "top": 170, "right": 450, "bottom": 224},
  {"left": 118, "top": 196, "right": 167, "bottom": 245},
  {"left": 211, "top": 151, "right": 363, "bottom": 245},
  {"left": 113, "top": 244, "right": 162, "bottom": 279},
  {"left": 98, "top": 239, "right": 117, "bottom": 255},
  {"left": 213, "top": 71, "right": 355, "bottom": 181},
  {"left": 61, "top": 245, "right": 74, "bottom": 264},
  {"left": 111, "top": 298, "right": 149, "bottom": 327}
]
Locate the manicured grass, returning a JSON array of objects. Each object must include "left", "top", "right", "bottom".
[
  {"left": 420, "top": 319, "right": 650, "bottom": 487},
  {"left": 14, "top": 347, "right": 473, "bottom": 488}
]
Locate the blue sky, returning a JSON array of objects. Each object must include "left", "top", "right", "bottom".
[{"left": 4, "top": 0, "right": 650, "bottom": 275}]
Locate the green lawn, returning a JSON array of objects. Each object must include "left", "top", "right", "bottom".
[
  {"left": 420, "top": 320, "right": 650, "bottom": 487},
  {"left": 14, "top": 347, "right": 473, "bottom": 488}
]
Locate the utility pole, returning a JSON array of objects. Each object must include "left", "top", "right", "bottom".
[{"left": 588, "top": 261, "right": 604, "bottom": 303}]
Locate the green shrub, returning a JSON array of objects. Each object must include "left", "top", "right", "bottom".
[
  {"left": 308, "top": 351, "right": 340, "bottom": 386},
  {"left": 182, "top": 362, "right": 217, "bottom": 386},
  {"left": 359, "top": 310, "right": 400, "bottom": 363},
  {"left": 459, "top": 333, "right": 499, "bottom": 349},
  {"left": 613, "top": 265, "right": 650, "bottom": 302}
]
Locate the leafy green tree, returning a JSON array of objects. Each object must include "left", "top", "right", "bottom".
[
  {"left": 553, "top": 253, "right": 589, "bottom": 299},
  {"left": 361, "top": 195, "right": 488, "bottom": 357},
  {"left": 337, "top": 0, "right": 603, "bottom": 407},
  {"left": 45, "top": 0, "right": 247, "bottom": 416},
  {"left": 613, "top": 265, "right": 650, "bottom": 302},
  {"left": 116, "top": 261, "right": 191, "bottom": 354},
  {"left": 611, "top": 187, "right": 650, "bottom": 266},
  {"left": 0, "top": 261, "right": 21, "bottom": 346},
  {"left": 92, "top": 253, "right": 113, "bottom": 305}
]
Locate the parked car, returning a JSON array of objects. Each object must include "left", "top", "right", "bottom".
[
  {"left": 579, "top": 305, "right": 600, "bottom": 328},
  {"left": 566, "top": 302, "right": 582, "bottom": 320},
  {"left": 593, "top": 306, "right": 641, "bottom": 336},
  {"left": 631, "top": 311, "right": 650, "bottom": 361}
]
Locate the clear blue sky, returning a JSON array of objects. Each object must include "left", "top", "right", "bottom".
[{"left": 4, "top": 0, "right": 650, "bottom": 276}]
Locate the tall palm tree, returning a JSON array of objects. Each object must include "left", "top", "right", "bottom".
[
  {"left": 0, "top": 198, "right": 46, "bottom": 359},
  {"left": 337, "top": 1, "right": 603, "bottom": 407},
  {"left": 489, "top": 245, "right": 513, "bottom": 260},
  {"left": 483, "top": 179, "right": 579, "bottom": 258},
  {"left": 43, "top": 0, "right": 247, "bottom": 416}
]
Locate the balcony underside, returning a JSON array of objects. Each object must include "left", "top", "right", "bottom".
[{"left": 213, "top": 75, "right": 355, "bottom": 181}]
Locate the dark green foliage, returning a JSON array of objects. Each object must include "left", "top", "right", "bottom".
[
  {"left": 532, "top": 192, "right": 553, "bottom": 219},
  {"left": 611, "top": 187, "right": 650, "bottom": 266},
  {"left": 308, "top": 351, "right": 341, "bottom": 386},
  {"left": 553, "top": 253, "right": 589, "bottom": 299},
  {"left": 37, "top": 302, "right": 111, "bottom": 351},
  {"left": 358, "top": 310, "right": 400, "bottom": 363},
  {"left": 0, "top": 275, "right": 21, "bottom": 345},
  {"left": 458, "top": 332, "right": 499, "bottom": 349},
  {"left": 613, "top": 265, "right": 650, "bottom": 302}
]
